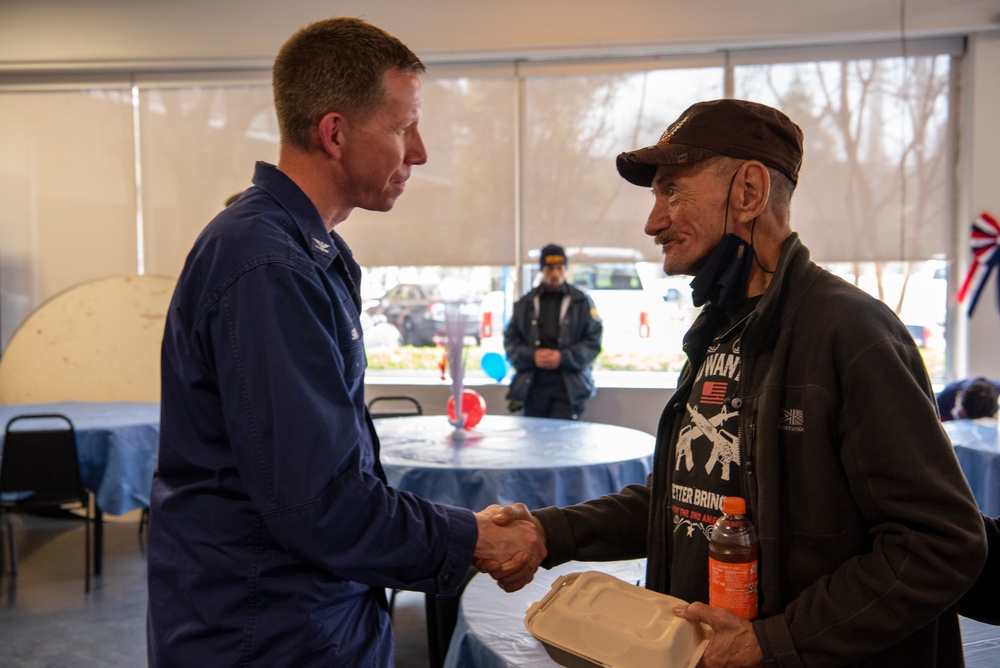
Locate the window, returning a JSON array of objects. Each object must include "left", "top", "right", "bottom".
[
  {"left": 0, "top": 40, "right": 961, "bottom": 385},
  {"left": 0, "top": 88, "right": 138, "bottom": 346}
]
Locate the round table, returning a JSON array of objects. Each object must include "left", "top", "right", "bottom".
[
  {"left": 444, "top": 559, "right": 648, "bottom": 668},
  {"left": 0, "top": 401, "right": 160, "bottom": 515},
  {"left": 374, "top": 415, "right": 655, "bottom": 510},
  {"left": 943, "top": 418, "right": 1000, "bottom": 516}
]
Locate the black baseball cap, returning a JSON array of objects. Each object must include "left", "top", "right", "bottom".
[
  {"left": 539, "top": 244, "right": 567, "bottom": 268},
  {"left": 616, "top": 99, "right": 804, "bottom": 187}
]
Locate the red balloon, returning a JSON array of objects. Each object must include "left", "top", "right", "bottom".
[{"left": 447, "top": 389, "right": 487, "bottom": 429}]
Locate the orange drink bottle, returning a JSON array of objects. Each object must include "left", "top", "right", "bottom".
[{"left": 708, "top": 496, "right": 759, "bottom": 619}]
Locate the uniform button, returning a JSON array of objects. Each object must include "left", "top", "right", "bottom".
[
  {"left": 731, "top": 397, "right": 743, "bottom": 409},
  {"left": 534, "top": 340, "right": 541, "bottom": 346}
]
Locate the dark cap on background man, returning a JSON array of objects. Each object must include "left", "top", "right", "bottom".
[
  {"left": 539, "top": 244, "right": 567, "bottom": 269},
  {"left": 616, "top": 98, "right": 804, "bottom": 188}
]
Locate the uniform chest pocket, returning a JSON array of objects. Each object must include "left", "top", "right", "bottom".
[{"left": 336, "top": 296, "right": 367, "bottom": 380}]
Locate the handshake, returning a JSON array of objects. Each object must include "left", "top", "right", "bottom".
[{"left": 473, "top": 503, "right": 547, "bottom": 592}]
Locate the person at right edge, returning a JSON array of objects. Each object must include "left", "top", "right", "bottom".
[{"left": 482, "top": 99, "right": 987, "bottom": 666}]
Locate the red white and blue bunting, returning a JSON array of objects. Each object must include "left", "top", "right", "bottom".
[{"left": 957, "top": 212, "right": 1000, "bottom": 317}]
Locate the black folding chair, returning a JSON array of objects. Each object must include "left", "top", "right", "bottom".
[
  {"left": 367, "top": 395, "right": 423, "bottom": 418},
  {"left": 1, "top": 414, "right": 98, "bottom": 592}
]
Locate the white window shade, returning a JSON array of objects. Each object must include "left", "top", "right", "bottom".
[
  {"left": 519, "top": 65, "right": 725, "bottom": 264},
  {"left": 138, "top": 85, "right": 280, "bottom": 279},
  {"left": 0, "top": 89, "right": 138, "bottom": 346},
  {"left": 337, "top": 76, "right": 518, "bottom": 267},
  {"left": 734, "top": 52, "right": 954, "bottom": 264}
]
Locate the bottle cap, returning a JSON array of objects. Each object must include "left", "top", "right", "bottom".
[{"left": 722, "top": 496, "right": 746, "bottom": 516}]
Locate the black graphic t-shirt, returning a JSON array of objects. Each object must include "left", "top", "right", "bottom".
[{"left": 669, "top": 298, "right": 757, "bottom": 604}]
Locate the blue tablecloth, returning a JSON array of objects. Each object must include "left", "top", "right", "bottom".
[
  {"left": 944, "top": 419, "right": 1000, "bottom": 517},
  {"left": 1, "top": 401, "right": 160, "bottom": 515},
  {"left": 375, "top": 415, "right": 655, "bottom": 510},
  {"left": 445, "top": 559, "right": 648, "bottom": 668},
  {"left": 2, "top": 408, "right": 656, "bottom": 517}
]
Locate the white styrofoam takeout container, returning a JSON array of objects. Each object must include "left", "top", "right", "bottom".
[{"left": 524, "top": 571, "right": 712, "bottom": 668}]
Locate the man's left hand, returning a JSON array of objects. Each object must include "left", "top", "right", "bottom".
[
  {"left": 672, "top": 602, "right": 763, "bottom": 668},
  {"left": 534, "top": 348, "right": 561, "bottom": 369}
]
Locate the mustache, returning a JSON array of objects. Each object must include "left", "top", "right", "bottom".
[{"left": 653, "top": 232, "right": 676, "bottom": 246}]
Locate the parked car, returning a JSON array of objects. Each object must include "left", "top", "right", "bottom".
[
  {"left": 478, "top": 289, "right": 510, "bottom": 353},
  {"left": 906, "top": 323, "right": 945, "bottom": 350},
  {"left": 522, "top": 247, "right": 695, "bottom": 355},
  {"left": 365, "top": 283, "right": 481, "bottom": 347}
]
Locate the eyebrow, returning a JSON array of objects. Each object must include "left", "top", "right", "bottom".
[{"left": 651, "top": 173, "right": 678, "bottom": 190}]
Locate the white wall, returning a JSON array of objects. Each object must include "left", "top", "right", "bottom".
[
  {"left": 964, "top": 31, "right": 1000, "bottom": 381},
  {"left": 1, "top": 0, "right": 997, "bottom": 68}
]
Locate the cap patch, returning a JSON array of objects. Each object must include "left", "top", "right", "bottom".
[{"left": 657, "top": 115, "right": 690, "bottom": 145}]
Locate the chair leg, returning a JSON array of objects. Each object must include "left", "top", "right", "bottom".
[
  {"left": 138, "top": 508, "right": 149, "bottom": 541},
  {"left": 84, "top": 498, "right": 91, "bottom": 594},
  {"left": 1, "top": 512, "right": 16, "bottom": 576},
  {"left": 388, "top": 588, "right": 399, "bottom": 617},
  {"left": 424, "top": 565, "right": 478, "bottom": 668},
  {"left": 93, "top": 504, "right": 103, "bottom": 577}
]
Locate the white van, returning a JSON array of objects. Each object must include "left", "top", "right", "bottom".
[{"left": 522, "top": 247, "right": 696, "bottom": 356}]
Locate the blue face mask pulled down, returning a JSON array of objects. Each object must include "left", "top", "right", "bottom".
[{"left": 689, "top": 233, "right": 755, "bottom": 309}]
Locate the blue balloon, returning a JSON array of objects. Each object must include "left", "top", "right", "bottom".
[{"left": 480, "top": 352, "right": 508, "bottom": 382}]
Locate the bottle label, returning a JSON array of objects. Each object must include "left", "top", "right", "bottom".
[{"left": 708, "top": 557, "right": 758, "bottom": 619}]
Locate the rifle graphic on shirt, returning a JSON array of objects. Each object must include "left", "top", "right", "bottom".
[{"left": 676, "top": 405, "right": 740, "bottom": 481}]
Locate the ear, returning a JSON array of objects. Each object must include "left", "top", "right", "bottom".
[
  {"left": 733, "top": 161, "right": 770, "bottom": 224},
  {"left": 317, "top": 112, "right": 347, "bottom": 159}
]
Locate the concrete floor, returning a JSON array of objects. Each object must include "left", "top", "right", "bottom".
[
  {"left": 2, "top": 510, "right": 999, "bottom": 667},
  {"left": 0, "top": 510, "right": 431, "bottom": 667}
]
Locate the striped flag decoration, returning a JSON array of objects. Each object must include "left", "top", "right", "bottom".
[{"left": 956, "top": 212, "right": 1000, "bottom": 317}]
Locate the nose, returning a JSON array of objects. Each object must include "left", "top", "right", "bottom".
[
  {"left": 644, "top": 197, "right": 669, "bottom": 238},
  {"left": 407, "top": 126, "right": 428, "bottom": 166}
]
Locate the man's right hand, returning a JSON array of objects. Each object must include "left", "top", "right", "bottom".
[
  {"left": 534, "top": 348, "right": 560, "bottom": 369},
  {"left": 475, "top": 503, "right": 547, "bottom": 592}
]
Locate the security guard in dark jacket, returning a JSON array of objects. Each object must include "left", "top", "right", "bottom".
[{"left": 504, "top": 244, "right": 603, "bottom": 419}]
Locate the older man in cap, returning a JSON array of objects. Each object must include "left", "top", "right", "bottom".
[{"left": 485, "top": 99, "right": 986, "bottom": 667}]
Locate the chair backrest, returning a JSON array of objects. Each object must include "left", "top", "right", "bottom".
[
  {"left": 1, "top": 414, "right": 84, "bottom": 495},
  {"left": 367, "top": 395, "right": 424, "bottom": 418}
]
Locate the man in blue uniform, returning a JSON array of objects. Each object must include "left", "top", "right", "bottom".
[{"left": 147, "top": 18, "right": 543, "bottom": 667}]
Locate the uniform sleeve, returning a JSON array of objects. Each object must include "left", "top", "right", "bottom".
[{"left": 209, "top": 262, "right": 476, "bottom": 593}]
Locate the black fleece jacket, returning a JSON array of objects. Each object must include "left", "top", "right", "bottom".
[{"left": 534, "top": 234, "right": 986, "bottom": 667}]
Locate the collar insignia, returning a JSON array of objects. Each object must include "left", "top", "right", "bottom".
[{"left": 312, "top": 237, "right": 331, "bottom": 254}]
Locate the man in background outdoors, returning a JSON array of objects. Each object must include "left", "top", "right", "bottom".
[
  {"left": 504, "top": 244, "right": 603, "bottom": 420},
  {"left": 147, "top": 17, "right": 543, "bottom": 667}
]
